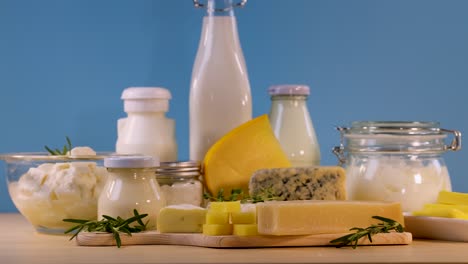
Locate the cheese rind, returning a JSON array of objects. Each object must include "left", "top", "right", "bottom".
[
  {"left": 249, "top": 166, "right": 346, "bottom": 201},
  {"left": 157, "top": 205, "right": 206, "bottom": 233},
  {"left": 256, "top": 200, "right": 404, "bottom": 236}
]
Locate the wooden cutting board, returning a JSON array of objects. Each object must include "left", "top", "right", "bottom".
[{"left": 76, "top": 231, "right": 412, "bottom": 248}]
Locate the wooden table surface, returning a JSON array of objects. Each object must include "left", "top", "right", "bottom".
[{"left": 1, "top": 213, "right": 468, "bottom": 264}]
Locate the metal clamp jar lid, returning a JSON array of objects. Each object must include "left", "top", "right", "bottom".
[{"left": 333, "top": 121, "right": 462, "bottom": 164}]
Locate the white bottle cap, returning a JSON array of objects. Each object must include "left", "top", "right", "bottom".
[
  {"left": 104, "top": 156, "right": 160, "bottom": 168},
  {"left": 268, "top": 85, "right": 310, "bottom": 96},
  {"left": 121, "top": 87, "right": 172, "bottom": 112}
]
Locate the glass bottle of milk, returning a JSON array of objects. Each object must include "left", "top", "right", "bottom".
[
  {"left": 189, "top": 0, "right": 252, "bottom": 161},
  {"left": 268, "top": 85, "right": 321, "bottom": 167}
]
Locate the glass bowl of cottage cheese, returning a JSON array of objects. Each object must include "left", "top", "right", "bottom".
[{"left": 1, "top": 147, "right": 111, "bottom": 234}]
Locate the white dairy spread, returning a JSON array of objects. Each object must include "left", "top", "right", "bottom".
[
  {"left": 159, "top": 180, "right": 203, "bottom": 207},
  {"left": 9, "top": 147, "right": 107, "bottom": 230},
  {"left": 346, "top": 155, "right": 451, "bottom": 212}
]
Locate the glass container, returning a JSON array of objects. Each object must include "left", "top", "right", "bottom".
[
  {"left": 156, "top": 161, "right": 203, "bottom": 206},
  {"left": 333, "top": 121, "right": 461, "bottom": 212}
]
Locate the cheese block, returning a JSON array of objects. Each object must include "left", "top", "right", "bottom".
[
  {"left": 206, "top": 212, "right": 230, "bottom": 224},
  {"left": 157, "top": 205, "right": 207, "bottom": 233},
  {"left": 249, "top": 166, "right": 346, "bottom": 201},
  {"left": 203, "top": 224, "right": 233, "bottom": 236},
  {"left": 437, "top": 191, "right": 468, "bottom": 205},
  {"left": 256, "top": 200, "right": 404, "bottom": 236},
  {"left": 233, "top": 224, "right": 258, "bottom": 236},
  {"left": 203, "top": 115, "right": 291, "bottom": 197}
]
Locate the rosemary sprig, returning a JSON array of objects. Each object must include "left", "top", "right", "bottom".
[
  {"left": 63, "top": 209, "right": 148, "bottom": 248},
  {"left": 329, "top": 216, "right": 405, "bottom": 249},
  {"left": 45, "top": 136, "right": 72, "bottom": 155}
]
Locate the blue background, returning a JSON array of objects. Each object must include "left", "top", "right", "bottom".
[{"left": 0, "top": 0, "right": 467, "bottom": 212}]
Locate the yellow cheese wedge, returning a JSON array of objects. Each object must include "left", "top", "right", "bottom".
[
  {"left": 209, "top": 201, "right": 241, "bottom": 213},
  {"left": 206, "top": 211, "right": 230, "bottom": 224},
  {"left": 437, "top": 191, "right": 468, "bottom": 205},
  {"left": 233, "top": 224, "right": 259, "bottom": 236},
  {"left": 256, "top": 200, "right": 404, "bottom": 236},
  {"left": 413, "top": 207, "right": 468, "bottom": 220},
  {"left": 203, "top": 224, "right": 233, "bottom": 236},
  {"left": 157, "top": 205, "right": 206, "bottom": 233},
  {"left": 203, "top": 115, "right": 291, "bottom": 197}
]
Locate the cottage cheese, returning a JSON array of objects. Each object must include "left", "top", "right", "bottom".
[{"left": 9, "top": 147, "right": 107, "bottom": 231}]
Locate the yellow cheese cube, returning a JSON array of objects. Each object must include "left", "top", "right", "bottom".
[
  {"left": 206, "top": 211, "right": 230, "bottom": 224},
  {"left": 231, "top": 211, "right": 256, "bottom": 224},
  {"left": 233, "top": 224, "right": 258, "bottom": 236},
  {"left": 413, "top": 207, "right": 468, "bottom": 220},
  {"left": 209, "top": 201, "right": 241, "bottom": 213},
  {"left": 257, "top": 200, "right": 404, "bottom": 236},
  {"left": 157, "top": 205, "right": 207, "bottom": 233},
  {"left": 203, "top": 224, "right": 233, "bottom": 236},
  {"left": 423, "top": 203, "right": 468, "bottom": 214},
  {"left": 437, "top": 191, "right": 468, "bottom": 205}
]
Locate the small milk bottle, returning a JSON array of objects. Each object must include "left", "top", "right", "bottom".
[
  {"left": 189, "top": 0, "right": 252, "bottom": 161},
  {"left": 116, "top": 87, "right": 177, "bottom": 162},
  {"left": 268, "top": 85, "right": 321, "bottom": 167}
]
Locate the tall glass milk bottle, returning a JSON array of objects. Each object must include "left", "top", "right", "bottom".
[
  {"left": 190, "top": 0, "right": 252, "bottom": 161},
  {"left": 268, "top": 85, "right": 321, "bottom": 167}
]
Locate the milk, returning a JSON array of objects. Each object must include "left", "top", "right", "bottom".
[{"left": 189, "top": 15, "right": 252, "bottom": 161}]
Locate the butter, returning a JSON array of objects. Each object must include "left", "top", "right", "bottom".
[
  {"left": 157, "top": 204, "right": 207, "bottom": 233},
  {"left": 437, "top": 191, "right": 468, "bottom": 205},
  {"left": 256, "top": 200, "right": 404, "bottom": 236}
]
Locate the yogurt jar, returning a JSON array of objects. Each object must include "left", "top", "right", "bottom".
[
  {"left": 98, "top": 156, "right": 166, "bottom": 230},
  {"left": 333, "top": 121, "right": 461, "bottom": 212}
]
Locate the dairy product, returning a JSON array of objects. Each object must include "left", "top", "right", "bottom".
[
  {"left": 189, "top": 15, "right": 252, "bottom": 161},
  {"left": 346, "top": 155, "right": 451, "bottom": 212},
  {"left": 9, "top": 148, "right": 108, "bottom": 231},
  {"left": 437, "top": 190, "right": 468, "bottom": 205},
  {"left": 268, "top": 85, "right": 321, "bottom": 166},
  {"left": 159, "top": 180, "right": 202, "bottom": 206},
  {"left": 209, "top": 201, "right": 241, "bottom": 213},
  {"left": 157, "top": 204, "right": 207, "bottom": 233},
  {"left": 249, "top": 166, "right": 346, "bottom": 201},
  {"left": 203, "top": 224, "right": 233, "bottom": 236},
  {"left": 203, "top": 115, "right": 291, "bottom": 197},
  {"left": 233, "top": 224, "right": 258, "bottom": 236},
  {"left": 206, "top": 211, "right": 230, "bottom": 224},
  {"left": 256, "top": 200, "right": 404, "bottom": 236}
]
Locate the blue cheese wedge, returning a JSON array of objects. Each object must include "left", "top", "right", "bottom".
[{"left": 249, "top": 166, "right": 346, "bottom": 201}]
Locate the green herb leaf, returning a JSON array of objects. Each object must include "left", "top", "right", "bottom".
[
  {"left": 63, "top": 209, "right": 148, "bottom": 248},
  {"left": 329, "top": 216, "right": 405, "bottom": 249},
  {"left": 44, "top": 136, "right": 73, "bottom": 155}
]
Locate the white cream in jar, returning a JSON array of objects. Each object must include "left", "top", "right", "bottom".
[
  {"left": 98, "top": 156, "right": 166, "bottom": 230},
  {"left": 334, "top": 121, "right": 461, "bottom": 212}
]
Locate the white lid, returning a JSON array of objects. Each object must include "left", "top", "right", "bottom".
[
  {"left": 121, "top": 87, "right": 172, "bottom": 112},
  {"left": 268, "top": 84, "right": 310, "bottom": 96},
  {"left": 104, "top": 156, "right": 159, "bottom": 168}
]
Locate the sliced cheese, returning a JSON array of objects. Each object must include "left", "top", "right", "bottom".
[
  {"left": 206, "top": 211, "right": 230, "bottom": 224},
  {"left": 233, "top": 224, "right": 258, "bottom": 236},
  {"left": 157, "top": 205, "right": 206, "bottom": 233},
  {"left": 256, "top": 200, "right": 404, "bottom": 236},
  {"left": 209, "top": 201, "right": 241, "bottom": 213},
  {"left": 437, "top": 191, "right": 468, "bottom": 205},
  {"left": 203, "top": 115, "right": 291, "bottom": 197},
  {"left": 203, "top": 224, "right": 233, "bottom": 236},
  {"left": 249, "top": 166, "right": 346, "bottom": 201}
]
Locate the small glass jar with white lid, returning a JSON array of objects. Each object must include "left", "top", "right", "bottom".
[
  {"left": 98, "top": 156, "right": 166, "bottom": 230},
  {"left": 333, "top": 121, "right": 461, "bottom": 212},
  {"left": 155, "top": 161, "right": 203, "bottom": 206}
]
